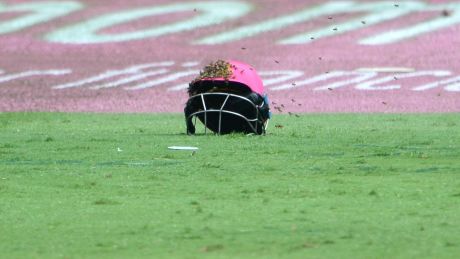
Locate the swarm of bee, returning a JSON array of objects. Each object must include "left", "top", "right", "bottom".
[{"left": 188, "top": 60, "right": 234, "bottom": 96}]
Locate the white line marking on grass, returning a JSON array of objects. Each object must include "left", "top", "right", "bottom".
[
  {"left": 413, "top": 76, "right": 460, "bottom": 92},
  {"left": 181, "top": 61, "right": 200, "bottom": 67},
  {"left": 47, "top": 1, "right": 252, "bottom": 44},
  {"left": 355, "top": 70, "right": 451, "bottom": 90},
  {"left": 0, "top": 69, "right": 71, "bottom": 84},
  {"left": 280, "top": 1, "right": 422, "bottom": 45},
  {"left": 356, "top": 67, "right": 416, "bottom": 73},
  {"left": 53, "top": 62, "right": 174, "bottom": 89},
  {"left": 271, "top": 71, "right": 377, "bottom": 91},
  {"left": 314, "top": 72, "right": 377, "bottom": 91},
  {"left": 0, "top": 1, "right": 83, "bottom": 35},
  {"left": 259, "top": 70, "right": 304, "bottom": 86},
  {"left": 361, "top": 3, "right": 460, "bottom": 45},
  {"left": 196, "top": 2, "right": 353, "bottom": 44},
  {"left": 168, "top": 83, "right": 189, "bottom": 91},
  {"left": 126, "top": 70, "right": 199, "bottom": 90},
  {"left": 90, "top": 69, "right": 169, "bottom": 89}
]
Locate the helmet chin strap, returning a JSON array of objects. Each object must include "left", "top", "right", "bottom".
[
  {"left": 186, "top": 117, "right": 196, "bottom": 135},
  {"left": 184, "top": 105, "right": 196, "bottom": 135}
]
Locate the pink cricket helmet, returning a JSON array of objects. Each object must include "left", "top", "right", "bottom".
[
  {"left": 185, "top": 60, "right": 270, "bottom": 135},
  {"left": 190, "top": 60, "right": 265, "bottom": 96},
  {"left": 226, "top": 60, "right": 265, "bottom": 96}
]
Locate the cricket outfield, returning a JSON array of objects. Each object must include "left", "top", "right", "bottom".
[{"left": 1, "top": 113, "right": 459, "bottom": 258}]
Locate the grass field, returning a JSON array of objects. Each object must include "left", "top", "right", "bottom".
[{"left": 1, "top": 112, "right": 459, "bottom": 258}]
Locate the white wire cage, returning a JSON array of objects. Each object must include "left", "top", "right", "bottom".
[{"left": 185, "top": 92, "right": 269, "bottom": 135}]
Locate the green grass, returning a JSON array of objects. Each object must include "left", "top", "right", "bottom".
[{"left": 0, "top": 112, "right": 459, "bottom": 259}]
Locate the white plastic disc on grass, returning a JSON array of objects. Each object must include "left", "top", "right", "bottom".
[{"left": 168, "top": 146, "right": 199, "bottom": 151}]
